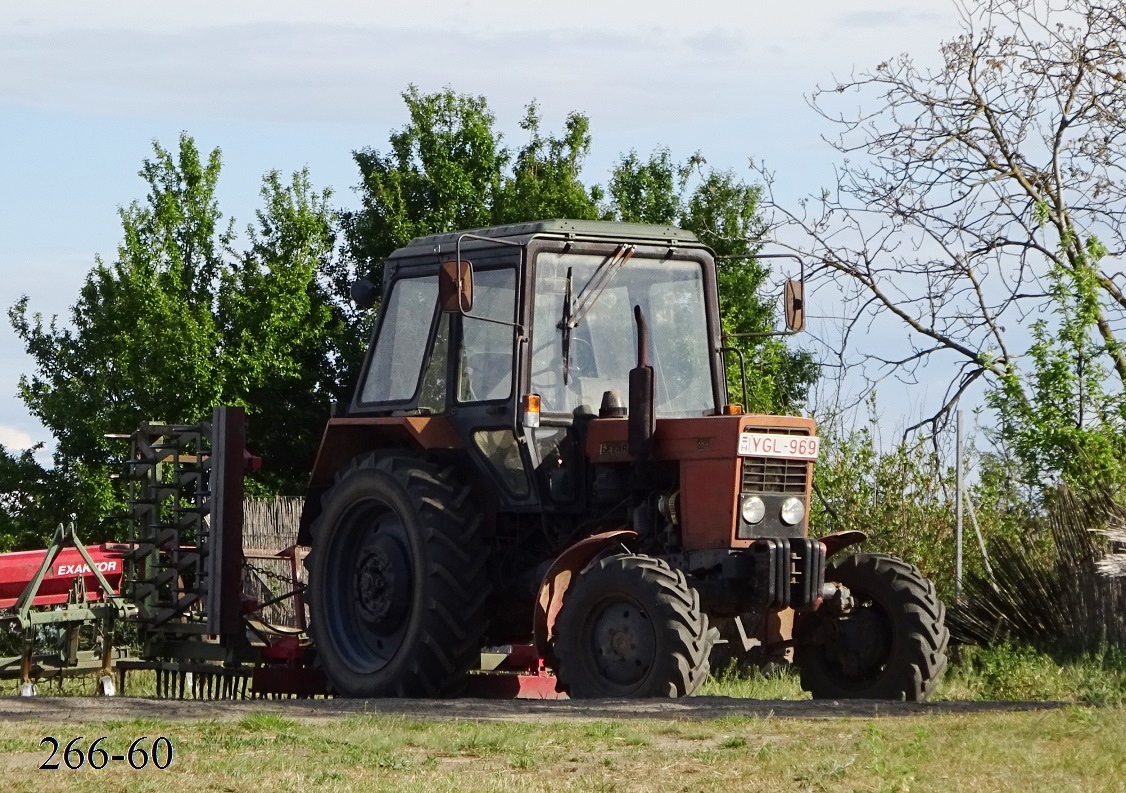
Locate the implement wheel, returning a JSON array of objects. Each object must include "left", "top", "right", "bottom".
[
  {"left": 554, "top": 553, "right": 715, "bottom": 698},
  {"left": 306, "top": 454, "right": 488, "bottom": 697},
  {"left": 796, "top": 553, "right": 948, "bottom": 702}
]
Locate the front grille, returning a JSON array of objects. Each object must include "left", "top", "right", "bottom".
[
  {"left": 741, "top": 457, "right": 810, "bottom": 493},
  {"left": 740, "top": 425, "right": 811, "bottom": 495}
]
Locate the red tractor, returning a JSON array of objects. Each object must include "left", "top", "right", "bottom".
[{"left": 297, "top": 219, "right": 948, "bottom": 699}]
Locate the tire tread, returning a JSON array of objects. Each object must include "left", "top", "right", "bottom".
[
  {"left": 554, "top": 553, "right": 716, "bottom": 698},
  {"left": 306, "top": 453, "right": 489, "bottom": 697},
  {"left": 796, "top": 552, "right": 949, "bottom": 702}
]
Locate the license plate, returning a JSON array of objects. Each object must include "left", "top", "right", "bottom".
[{"left": 738, "top": 432, "right": 820, "bottom": 460}]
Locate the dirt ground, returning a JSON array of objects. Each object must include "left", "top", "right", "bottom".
[{"left": 0, "top": 695, "right": 1066, "bottom": 723}]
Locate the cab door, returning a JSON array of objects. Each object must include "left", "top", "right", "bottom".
[{"left": 448, "top": 259, "right": 541, "bottom": 508}]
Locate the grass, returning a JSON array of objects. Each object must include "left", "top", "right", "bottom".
[
  {"left": 4, "top": 668, "right": 160, "bottom": 698},
  {"left": 698, "top": 660, "right": 808, "bottom": 699},
  {"left": 939, "top": 644, "right": 1126, "bottom": 705},
  {"left": 701, "top": 643, "right": 1126, "bottom": 706},
  {"left": 1, "top": 706, "right": 1123, "bottom": 792},
  {"left": 9, "top": 641, "right": 1126, "bottom": 705},
  {"left": 4, "top": 643, "right": 1124, "bottom": 790}
]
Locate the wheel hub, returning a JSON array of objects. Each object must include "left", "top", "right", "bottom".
[
  {"left": 609, "top": 628, "right": 635, "bottom": 656},
  {"left": 590, "top": 601, "right": 655, "bottom": 687},
  {"left": 353, "top": 534, "right": 411, "bottom": 631},
  {"left": 832, "top": 606, "right": 892, "bottom": 678}
]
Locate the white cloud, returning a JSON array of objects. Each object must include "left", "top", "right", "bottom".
[
  {"left": 0, "top": 1, "right": 859, "bottom": 35},
  {"left": 0, "top": 3, "right": 960, "bottom": 127},
  {"left": 0, "top": 22, "right": 767, "bottom": 125},
  {"left": 0, "top": 425, "right": 33, "bottom": 451}
]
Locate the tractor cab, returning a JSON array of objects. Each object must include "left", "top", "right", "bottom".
[{"left": 340, "top": 219, "right": 726, "bottom": 512}]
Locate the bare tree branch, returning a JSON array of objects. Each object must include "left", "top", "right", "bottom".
[{"left": 759, "top": 0, "right": 1126, "bottom": 438}]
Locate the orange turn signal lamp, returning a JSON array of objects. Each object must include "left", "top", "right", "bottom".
[
  {"left": 522, "top": 394, "right": 541, "bottom": 428},
  {"left": 723, "top": 404, "right": 744, "bottom": 416}
]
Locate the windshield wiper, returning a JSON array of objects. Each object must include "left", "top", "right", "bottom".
[
  {"left": 560, "top": 266, "right": 574, "bottom": 384},
  {"left": 570, "top": 244, "right": 635, "bottom": 325},
  {"left": 558, "top": 245, "right": 635, "bottom": 385}
]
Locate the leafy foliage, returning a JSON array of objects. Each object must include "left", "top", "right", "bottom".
[
  {"left": 987, "top": 261, "right": 1126, "bottom": 493},
  {"left": 10, "top": 134, "right": 345, "bottom": 501},
  {"left": 220, "top": 169, "right": 349, "bottom": 492},
  {"left": 812, "top": 425, "right": 959, "bottom": 591},
  {"left": 810, "top": 404, "right": 1032, "bottom": 598},
  {"left": 11, "top": 135, "right": 229, "bottom": 465},
  {"left": 0, "top": 445, "right": 114, "bottom": 549},
  {"left": 342, "top": 86, "right": 508, "bottom": 282},
  {"left": 493, "top": 103, "right": 604, "bottom": 225}
]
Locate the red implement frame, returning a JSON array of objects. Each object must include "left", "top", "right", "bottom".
[
  {"left": 0, "top": 543, "right": 128, "bottom": 610},
  {"left": 465, "top": 644, "right": 566, "bottom": 699}
]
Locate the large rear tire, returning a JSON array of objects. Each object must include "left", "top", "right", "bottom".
[
  {"left": 554, "top": 553, "right": 715, "bottom": 698},
  {"left": 796, "top": 553, "right": 948, "bottom": 701},
  {"left": 306, "top": 454, "right": 489, "bottom": 697}
]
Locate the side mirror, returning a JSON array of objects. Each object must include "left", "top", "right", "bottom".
[
  {"left": 784, "top": 279, "right": 805, "bottom": 332},
  {"left": 439, "top": 260, "right": 473, "bottom": 313},
  {"left": 350, "top": 278, "right": 378, "bottom": 310}
]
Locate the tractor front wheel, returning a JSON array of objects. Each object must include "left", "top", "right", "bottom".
[
  {"left": 306, "top": 454, "right": 489, "bottom": 697},
  {"left": 554, "top": 553, "right": 715, "bottom": 698},
  {"left": 795, "top": 553, "right": 948, "bottom": 701}
]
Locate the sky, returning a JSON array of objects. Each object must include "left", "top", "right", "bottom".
[{"left": 0, "top": 0, "right": 963, "bottom": 458}]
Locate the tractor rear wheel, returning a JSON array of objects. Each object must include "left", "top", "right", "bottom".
[
  {"left": 795, "top": 553, "right": 948, "bottom": 701},
  {"left": 306, "top": 454, "right": 488, "bottom": 697},
  {"left": 554, "top": 553, "right": 715, "bottom": 698}
]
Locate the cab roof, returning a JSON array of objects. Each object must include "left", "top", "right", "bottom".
[{"left": 391, "top": 219, "right": 701, "bottom": 258}]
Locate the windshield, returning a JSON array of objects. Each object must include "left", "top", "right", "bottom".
[{"left": 531, "top": 251, "right": 716, "bottom": 418}]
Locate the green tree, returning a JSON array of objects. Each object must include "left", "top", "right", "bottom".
[
  {"left": 10, "top": 134, "right": 345, "bottom": 499},
  {"left": 493, "top": 102, "right": 604, "bottom": 224},
  {"left": 986, "top": 262, "right": 1126, "bottom": 493},
  {"left": 11, "top": 134, "right": 229, "bottom": 465},
  {"left": 342, "top": 86, "right": 508, "bottom": 284},
  {"left": 0, "top": 446, "right": 112, "bottom": 550},
  {"left": 220, "top": 169, "right": 347, "bottom": 492},
  {"left": 343, "top": 87, "right": 612, "bottom": 287},
  {"left": 608, "top": 148, "right": 680, "bottom": 225}
]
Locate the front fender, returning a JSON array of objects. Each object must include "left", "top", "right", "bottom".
[
  {"left": 818, "top": 529, "right": 867, "bottom": 558},
  {"left": 532, "top": 529, "right": 638, "bottom": 662}
]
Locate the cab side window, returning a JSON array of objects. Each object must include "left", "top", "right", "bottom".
[
  {"left": 417, "top": 313, "right": 450, "bottom": 414},
  {"left": 359, "top": 276, "right": 438, "bottom": 404}
]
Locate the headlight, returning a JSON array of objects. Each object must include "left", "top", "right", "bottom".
[
  {"left": 780, "top": 497, "right": 805, "bottom": 526},
  {"left": 741, "top": 495, "right": 766, "bottom": 524}
]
